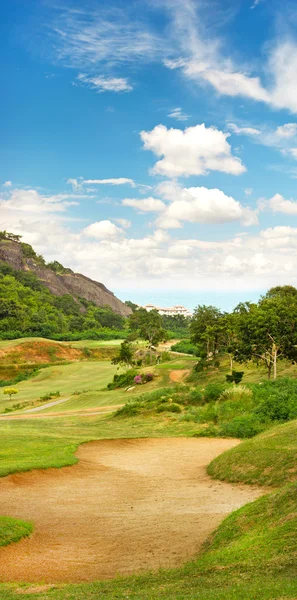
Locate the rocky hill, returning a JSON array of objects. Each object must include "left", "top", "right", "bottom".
[{"left": 0, "top": 237, "right": 131, "bottom": 317}]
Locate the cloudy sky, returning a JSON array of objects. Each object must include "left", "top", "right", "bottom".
[{"left": 2, "top": 0, "right": 297, "bottom": 309}]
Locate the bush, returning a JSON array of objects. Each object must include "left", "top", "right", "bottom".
[
  {"left": 107, "top": 369, "right": 138, "bottom": 390},
  {"left": 186, "top": 389, "right": 203, "bottom": 405},
  {"left": 218, "top": 415, "right": 264, "bottom": 439},
  {"left": 171, "top": 340, "right": 199, "bottom": 355},
  {"left": 157, "top": 402, "right": 182, "bottom": 413},
  {"left": 114, "top": 401, "right": 142, "bottom": 418},
  {"left": 219, "top": 385, "right": 252, "bottom": 403},
  {"left": 226, "top": 370, "right": 244, "bottom": 385},
  {"left": 204, "top": 383, "right": 226, "bottom": 403}
]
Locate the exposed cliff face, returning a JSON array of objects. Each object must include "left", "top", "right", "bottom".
[{"left": 0, "top": 239, "right": 131, "bottom": 317}]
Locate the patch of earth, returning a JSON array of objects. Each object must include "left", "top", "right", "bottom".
[
  {"left": 0, "top": 438, "right": 264, "bottom": 583},
  {"left": 170, "top": 369, "right": 190, "bottom": 382}
]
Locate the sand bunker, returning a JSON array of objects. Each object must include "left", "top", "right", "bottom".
[{"left": 0, "top": 438, "right": 263, "bottom": 583}]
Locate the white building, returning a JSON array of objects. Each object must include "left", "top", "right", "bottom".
[{"left": 143, "top": 304, "right": 192, "bottom": 318}]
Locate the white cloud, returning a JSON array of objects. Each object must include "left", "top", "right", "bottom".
[
  {"left": 251, "top": 0, "right": 264, "bottom": 9},
  {"left": 140, "top": 123, "right": 246, "bottom": 178},
  {"left": 265, "top": 193, "right": 297, "bottom": 216},
  {"left": 122, "top": 197, "right": 166, "bottom": 212},
  {"left": 83, "top": 178, "right": 136, "bottom": 187},
  {"left": 83, "top": 220, "right": 124, "bottom": 240},
  {"left": 50, "top": 6, "right": 163, "bottom": 68},
  {"left": 168, "top": 107, "right": 190, "bottom": 121},
  {"left": 228, "top": 123, "right": 261, "bottom": 136},
  {"left": 276, "top": 123, "right": 297, "bottom": 139},
  {"left": 245, "top": 188, "right": 253, "bottom": 196},
  {"left": 155, "top": 183, "right": 258, "bottom": 228},
  {"left": 77, "top": 74, "right": 133, "bottom": 93},
  {"left": 66, "top": 178, "right": 83, "bottom": 192},
  {"left": 0, "top": 188, "right": 81, "bottom": 215},
  {"left": 114, "top": 218, "right": 131, "bottom": 229},
  {"left": 3, "top": 181, "right": 12, "bottom": 187}
]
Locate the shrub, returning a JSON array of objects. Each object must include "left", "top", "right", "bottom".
[
  {"left": 157, "top": 402, "right": 182, "bottom": 413},
  {"left": 107, "top": 369, "right": 138, "bottom": 390},
  {"left": 219, "top": 385, "right": 252, "bottom": 402},
  {"left": 218, "top": 415, "right": 264, "bottom": 439},
  {"left": 134, "top": 375, "right": 143, "bottom": 384},
  {"left": 186, "top": 389, "right": 203, "bottom": 405},
  {"left": 114, "top": 401, "right": 142, "bottom": 418},
  {"left": 171, "top": 340, "right": 198, "bottom": 355},
  {"left": 226, "top": 370, "right": 244, "bottom": 385},
  {"left": 204, "top": 383, "right": 226, "bottom": 403}
]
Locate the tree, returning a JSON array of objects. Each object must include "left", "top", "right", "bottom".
[
  {"left": 190, "top": 305, "right": 223, "bottom": 358},
  {"left": 234, "top": 288, "right": 297, "bottom": 379},
  {"left": 129, "top": 308, "right": 167, "bottom": 363},
  {"left": 3, "top": 388, "right": 18, "bottom": 401},
  {"left": 112, "top": 340, "right": 134, "bottom": 368},
  {"left": 125, "top": 300, "right": 138, "bottom": 312}
]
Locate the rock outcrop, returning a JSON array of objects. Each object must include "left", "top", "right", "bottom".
[{"left": 0, "top": 239, "right": 131, "bottom": 317}]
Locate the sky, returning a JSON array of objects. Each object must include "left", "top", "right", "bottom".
[{"left": 2, "top": 0, "right": 297, "bottom": 311}]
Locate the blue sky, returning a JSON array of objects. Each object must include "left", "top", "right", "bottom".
[{"left": 2, "top": 0, "right": 297, "bottom": 310}]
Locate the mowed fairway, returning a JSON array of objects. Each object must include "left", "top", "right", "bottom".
[
  {"left": 0, "top": 438, "right": 263, "bottom": 583},
  {"left": 0, "top": 361, "right": 123, "bottom": 413}
]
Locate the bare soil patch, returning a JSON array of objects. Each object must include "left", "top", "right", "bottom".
[
  {"left": 170, "top": 369, "right": 190, "bottom": 382},
  {"left": 0, "top": 438, "right": 263, "bottom": 583}
]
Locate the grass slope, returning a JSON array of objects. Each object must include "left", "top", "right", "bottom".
[
  {"left": 0, "top": 517, "right": 33, "bottom": 548},
  {"left": 208, "top": 419, "right": 297, "bottom": 486}
]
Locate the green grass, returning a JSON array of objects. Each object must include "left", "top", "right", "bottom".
[
  {"left": 208, "top": 419, "right": 297, "bottom": 487},
  {"left": 0, "top": 517, "right": 33, "bottom": 547},
  {"left": 2, "top": 353, "right": 297, "bottom": 598},
  {"left": 0, "top": 361, "right": 122, "bottom": 412}
]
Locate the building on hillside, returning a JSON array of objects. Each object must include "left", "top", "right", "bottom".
[{"left": 143, "top": 304, "right": 192, "bottom": 317}]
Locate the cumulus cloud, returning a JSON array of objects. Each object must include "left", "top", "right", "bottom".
[
  {"left": 263, "top": 193, "right": 297, "bottom": 216},
  {"left": 155, "top": 182, "right": 258, "bottom": 228},
  {"left": 140, "top": 124, "right": 246, "bottom": 178},
  {"left": 3, "top": 181, "right": 12, "bottom": 187},
  {"left": 114, "top": 218, "right": 131, "bottom": 229},
  {"left": 122, "top": 197, "right": 166, "bottom": 212},
  {"left": 76, "top": 74, "right": 133, "bottom": 93},
  {"left": 2, "top": 185, "right": 297, "bottom": 293},
  {"left": 83, "top": 220, "right": 124, "bottom": 240}
]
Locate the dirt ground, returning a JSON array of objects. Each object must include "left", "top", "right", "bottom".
[
  {"left": 0, "top": 438, "right": 264, "bottom": 583},
  {"left": 170, "top": 369, "right": 190, "bottom": 382}
]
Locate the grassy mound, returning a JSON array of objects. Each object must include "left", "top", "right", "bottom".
[
  {"left": 0, "top": 517, "right": 33, "bottom": 547},
  {"left": 208, "top": 419, "right": 297, "bottom": 486}
]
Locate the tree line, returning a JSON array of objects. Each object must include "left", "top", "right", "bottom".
[{"left": 190, "top": 285, "right": 297, "bottom": 379}]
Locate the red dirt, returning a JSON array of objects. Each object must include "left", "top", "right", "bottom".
[
  {"left": 170, "top": 369, "right": 190, "bottom": 382},
  {"left": 0, "top": 438, "right": 264, "bottom": 583},
  {"left": 0, "top": 341, "right": 81, "bottom": 365}
]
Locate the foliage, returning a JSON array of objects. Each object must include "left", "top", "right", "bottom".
[
  {"left": 3, "top": 387, "right": 18, "bottom": 400},
  {"left": 171, "top": 340, "right": 199, "bottom": 355},
  {"left": 107, "top": 369, "right": 138, "bottom": 390},
  {"left": 225, "top": 370, "right": 244, "bottom": 384},
  {"left": 0, "top": 261, "right": 128, "bottom": 340},
  {"left": 218, "top": 415, "right": 264, "bottom": 438},
  {"left": 111, "top": 340, "right": 134, "bottom": 368},
  {"left": 203, "top": 383, "right": 226, "bottom": 403},
  {"left": 190, "top": 305, "right": 224, "bottom": 357},
  {"left": 156, "top": 402, "right": 182, "bottom": 413},
  {"left": 129, "top": 308, "right": 167, "bottom": 361},
  {"left": 219, "top": 385, "right": 252, "bottom": 402}
]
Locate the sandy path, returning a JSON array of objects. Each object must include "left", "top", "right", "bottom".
[{"left": 0, "top": 438, "right": 264, "bottom": 583}]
